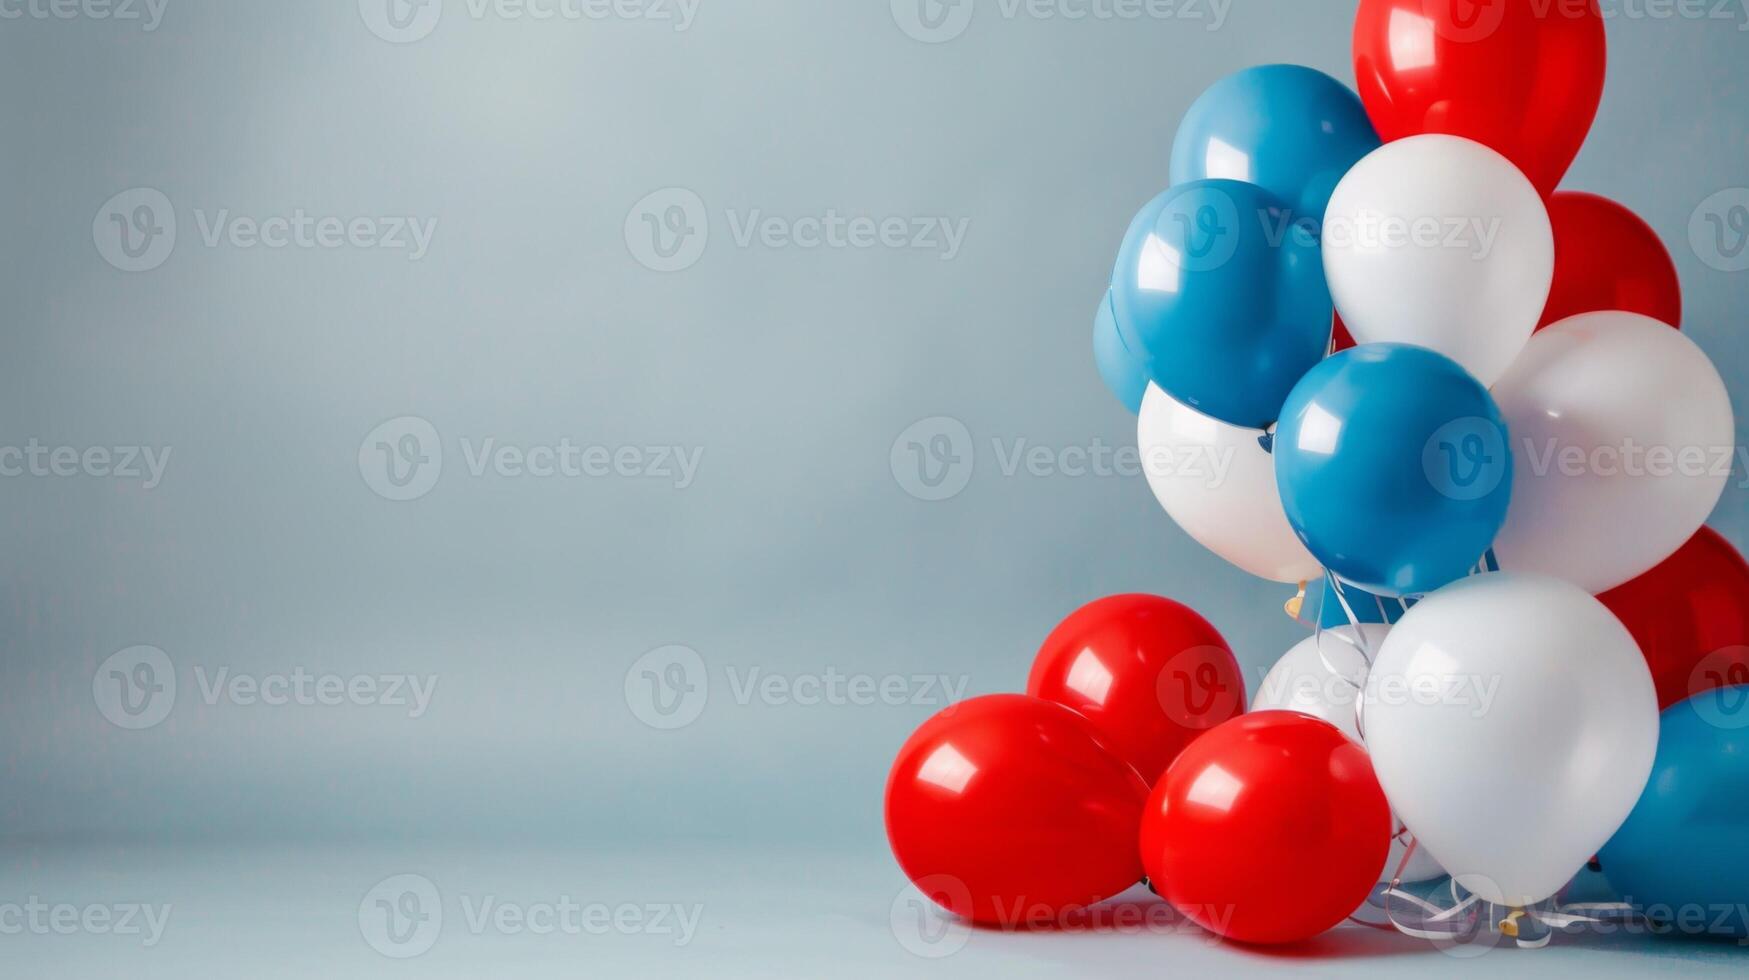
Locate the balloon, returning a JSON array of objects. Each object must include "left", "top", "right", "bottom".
[
  {"left": 1330, "top": 312, "right": 1357, "bottom": 354},
  {"left": 1492, "top": 312, "right": 1735, "bottom": 594},
  {"left": 1170, "top": 64, "right": 1380, "bottom": 222},
  {"left": 1139, "top": 711, "right": 1391, "bottom": 944},
  {"left": 1600, "top": 687, "right": 1749, "bottom": 939},
  {"left": 1138, "top": 384, "right": 1321, "bottom": 584},
  {"left": 1322, "top": 135, "right": 1553, "bottom": 386},
  {"left": 1111, "top": 180, "right": 1332, "bottom": 428},
  {"left": 1353, "top": 0, "right": 1607, "bottom": 197},
  {"left": 885, "top": 694, "right": 1149, "bottom": 925},
  {"left": 1253, "top": 625, "right": 1445, "bottom": 885},
  {"left": 1599, "top": 527, "right": 1749, "bottom": 710},
  {"left": 1363, "top": 573, "right": 1659, "bottom": 908},
  {"left": 1540, "top": 191, "right": 1683, "bottom": 330},
  {"left": 1028, "top": 594, "right": 1243, "bottom": 784},
  {"left": 1274, "top": 344, "right": 1512, "bottom": 598},
  {"left": 1093, "top": 290, "right": 1148, "bottom": 414},
  {"left": 1254, "top": 625, "right": 1391, "bottom": 743}
]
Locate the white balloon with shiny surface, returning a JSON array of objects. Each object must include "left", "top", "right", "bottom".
[
  {"left": 1491, "top": 312, "right": 1734, "bottom": 594},
  {"left": 1361, "top": 573, "right": 1658, "bottom": 908},
  {"left": 1322, "top": 135, "right": 1552, "bottom": 385},
  {"left": 1138, "top": 383, "right": 1320, "bottom": 583}
]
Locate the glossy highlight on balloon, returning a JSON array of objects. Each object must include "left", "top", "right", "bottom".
[
  {"left": 1139, "top": 711, "right": 1391, "bottom": 945},
  {"left": 1028, "top": 594, "right": 1243, "bottom": 784},
  {"left": 885, "top": 695, "right": 1150, "bottom": 926},
  {"left": 1353, "top": 0, "right": 1607, "bottom": 197}
]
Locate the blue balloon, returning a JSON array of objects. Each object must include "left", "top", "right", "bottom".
[
  {"left": 1274, "top": 344, "right": 1512, "bottom": 597},
  {"left": 1092, "top": 290, "right": 1147, "bottom": 414},
  {"left": 1171, "top": 64, "right": 1379, "bottom": 224},
  {"left": 1601, "top": 687, "right": 1749, "bottom": 939},
  {"left": 1109, "top": 179, "right": 1331, "bottom": 429}
]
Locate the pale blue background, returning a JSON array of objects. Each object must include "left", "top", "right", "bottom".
[{"left": 1, "top": 2, "right": 1746, "bottom": 975}]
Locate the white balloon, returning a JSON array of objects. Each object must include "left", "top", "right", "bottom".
[
  {"left": 1253, "top": 625, "right": 1445, "bottom": 884},
  {"left": 1492, "top": 312, "right": 1734, "bottom": 594},
  {"left": 1362, "top": 573, "right": 1659, "bottom": 908},
  {"left": 1323, "top": 135, "right": 1552, "bottom": 385},
  {"left": 1138, "top": 383, "right": 1321, "bottom": 583}
]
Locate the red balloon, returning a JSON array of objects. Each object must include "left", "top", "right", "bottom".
[
  {"left": 1331, "top": 312, "right": 1357, "bottom": 354},
  {"left": 1140, "top": 712, "right": 1391, "bottom": 945},
  {"left": 1027, "top": 594, "right": 1243, "bottom": 784},
  {"left": 1353, "top": 0, "right": 1607, "bottom": 197},
  {"left": 1599, "top": 528, "right": 1749, "bottom": 710},
  {"left": 1539, "top": 191, "right": 1683, "bottom": 330},
  {"left": 885, "top": 694, "right": 1150, "bottom": 926}
]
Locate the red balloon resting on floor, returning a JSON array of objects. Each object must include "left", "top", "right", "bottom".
[
  {"left": 885, "top": 694, "right": 1150, "bottom": 926},
  {"left": 1140, "top": 711, "right": 1391, "bottom": 945}
]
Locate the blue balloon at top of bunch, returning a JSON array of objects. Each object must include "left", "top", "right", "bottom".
[
  {"left": 1171, "top": 64, "right": 1380, "bottom": 226},
  {"left": 1105, "top": 65, "right": 1377, "bottom": 429}
]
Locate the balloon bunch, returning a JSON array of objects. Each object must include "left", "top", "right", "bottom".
[{"left": 894, "top": 1, "right": 1749, "bottom": 953}]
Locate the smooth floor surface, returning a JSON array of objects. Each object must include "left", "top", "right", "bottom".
[{"left": 2, "top": 843, "right": 1745, "bottom": 977}]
